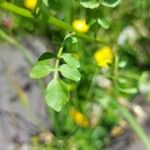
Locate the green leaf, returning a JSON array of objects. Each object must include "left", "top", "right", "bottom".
[
  {"left": 117, "top": 87, "right": 138, "bottom": 94},
  {"left": 59, "top": 64, "right": 81, "bottom": 81},
  {"left": 97, "top": 18, "right": 110, "bottom": 29},
  {"left": 29, "top": 62, "right": 54, "bottom": 79},
  {"left": 46, "top": 79, "right": 70, "bottom": 112},
  {"left": 80, "top": 1, "right": 100, "bottom": 9},
  {"left": 101, "top": 0, "right": 121, "bottom": 7},
  {"left": 64, "top": 36, "right": 78, "bottom": 44},
  {"left": 43, "top": 0, "right": 49, "bottom": 7},
  {"left": 64, "top": 33, "right": 78, "bottom": 44},
  {"left": 38, "top": 52, "right": 56, "bottom": 61},
  {"left": 30, "top": 52, "right": 56, "bottom": 79},
  {"left": 118, "top": 61, "right": 127, "bottom": 68},
  {"left": 89, "top": 19, "right": 97, "bottom": 26},
  {"left": 38, "top": 1, "right": 50, "bottom": 20},
  {"left": 61, "top": 53, "right": 80, "bottom": 68}
]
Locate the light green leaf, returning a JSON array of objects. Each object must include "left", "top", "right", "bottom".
[
  {"left": 43, "top": 0, "right": 49, "bottom": 7},
  {"left": 80, "top": 1, "right": 100, "bottom": 9},
  {"left": 118, "top": 61, "right": 127, "bottom": 68},
  {"left": 61, "top": 53, "right": 80, "bottom": 68},
  {"left": 101, "top": 0, "right": 121, "bottom": 7},
  {"left": 29, "top": 62, "right": 54, "bottom": 79},
  {"left": 118, "top": 78, "right": 127, "bottom": 84},
  {"left": 46, "top": 79, "right": 69, "bottom": 112},
  {"left": 97, "top": 18, "right": 110, "bottom": 29},
  {"left": 117, "top": 87, "right": 138, "bottom": 94},
  {"left": 59, "top": 64, "right": 81, "bottom": 81},
  {"left": 29, "top": 52, "right": 56, "bottom": 79}
]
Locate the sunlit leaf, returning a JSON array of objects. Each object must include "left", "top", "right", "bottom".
[
  {"left": 80, "top": 1, "right": 100, "bottom": 9},
  {"left": 46, "top": 79, "right": 69, "bottom": 112},
  {"left": 61, "top": 53, "right": 80, "bottom": 68},
  {"left": 101, "top": 0, "right": 121, "bottom": 7},
  {"left": 97, "top": 18, "right": 110, "bottom": 29},
  {"left": 43, "top": 0, "right": 49, "bottom": 7},
  {"left": 29, "top": 61, "right": 54, "bottom": 79},
  {"left": 117, "top": 87, "right": 138, "bottom": 94},
  {"left": 59, "top": 64, "right": 81, "bottom": 81}
]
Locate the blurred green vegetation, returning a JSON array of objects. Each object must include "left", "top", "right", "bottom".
[{"left": 0, "top": 0, "right": 150, "bottom": 149}]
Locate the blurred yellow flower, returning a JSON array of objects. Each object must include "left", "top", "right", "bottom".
[
  {"left": 72, "top": 19, "right": 89, "bottom": 33},
  {"left": 67, "top": 83, "right": 75, "bottom": 92},
  {"left": 24, "top": 0, "right": 37, "bottom": 10},
  {"left": 94, "top": 47, "right": 113, "bottom": 68},
  {"left": 111, "top": 126, "right": 125, "bottom": 138},
  {"left": 69, "top": 108, "right": 89, "bottom": 127}
]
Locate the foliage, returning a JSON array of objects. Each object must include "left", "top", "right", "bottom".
[{"left": 0, "top": 0, "right": 150, "bottom": 149}]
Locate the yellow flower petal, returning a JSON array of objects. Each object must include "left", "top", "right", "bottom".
[
  {"left": 69, "top": 108, "right": 89, "bottom": 127},
  {"left": 72, "top": 19, "right": 89, "bottom": 33},
  {"left": 94, "top": 47, "right": 113, "bottom": 68},
  {"left": 24, "top": 0, "right": 37, "bottom": 10},
  {"left": 111, "top": 126, "right": 125, "bottom": 138}
]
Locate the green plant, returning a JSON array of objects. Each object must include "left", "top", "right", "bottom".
[
  {"left": 30, "top": 33, "right": 81, "bottom": 111},
  {"left": 0, "top": 0, "right": 150, "bottom": 149}
]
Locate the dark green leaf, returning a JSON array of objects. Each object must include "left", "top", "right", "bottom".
[
  {"left": 61, "top": 53, "right": 80, "bottom": 68},
  {"left": 38, "top": 52, "right": 56, "bottom": 61},
  {"left": 46, "top": 79, "right": 70, "bottom": 112},
  {"left": 89, "top": 19, "right": 97, "bottom": 26},
  {"left": 64, "top": 33, "right": 78, "bottom": 44},
  {"left": 59, "top": 64, "right": 81, "bottom": 81},
  {"left": 80, "top": 1, "right": 100, "bottom": 9},
  {"left": 101, "top": 0, "right": 121, "bottom": 7},
  {"left": 64, "top": 36, "right": 78, "bottom": 44},
  {"left": 97, "top": 18, "right": 110, "bottom": 29}
]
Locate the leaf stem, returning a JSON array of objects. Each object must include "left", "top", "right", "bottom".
[
  {"left": 112, "top": 49, "right": 150, "bottom": 150},
  {"left": 0, "top": 29, "right": 33, "bottom": 65},
  {"left": 54, "top": 46, "right": 64, "bottom": 79},
  {"left": 0, "top": 2, "right": 107, "bottom": 44},
  {"left": 113, "top": 101, "right": 150, "bottom": 150}
]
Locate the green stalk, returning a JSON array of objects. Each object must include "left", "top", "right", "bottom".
[
  {"left": 0, "top": 29, "right": 33, "bottom": 65},
  {"left": 114, "top": 101, "right": 150, "bottom": 150},
  {"left": 0, "top": 2, "right": 106, "bottom": 44},
  {"left": 64, "top": 0, "right": 72, "bottom": 24},
  {"left": 54, "top": 46, "right": 64, "bottom": 79},
  {"left": 111, "top": 51, "right": 150, "bottom": 150}
]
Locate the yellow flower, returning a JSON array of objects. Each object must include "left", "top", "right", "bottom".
[
  {"left": 69, "top": 108, "right": 89, "bottom": 127},
  {"left": 94, "top": 47, "right": 113, "bottom": 68},
  {"left": 72, "top": 19, "right": 89, "bottom": 33},
  {"left": 67, "top": 83, "right": 75, "bottom": 92},
  {"left": 111, "top": 126, "right": 125, "bottom": 138},
  {"left": 24, "top": 0, "right": 37, "bottom": 10}
]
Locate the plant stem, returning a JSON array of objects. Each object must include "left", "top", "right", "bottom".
[
  {"left": 0, "top": 29, "right": 33, "bottom": 65},
  {"left": 114, "top": 101, "right": 150, "bottom": 150},
  {"left": 0, "top": 2, "right": 107, "bottom": 44},
  {"left": 112, "top": 50, "right": 150, "bottom": 150},
  {"left": 112, "top": 50, "right": 119, "bottom": 95},
  {"left": 54, "top": 46, "right": 64, "bottom": 79},
  {"left": 85, "top": 67, "right": 98, "bottom": 101}
]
